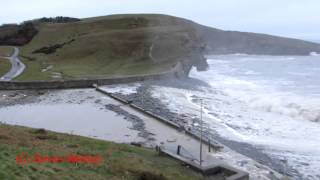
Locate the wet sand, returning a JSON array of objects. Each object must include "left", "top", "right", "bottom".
[
  {"left": 0, "top": 103, "right": 142, "bottom": 143},
  {"left": 0, "top": 89, "right": 146, "bottom": 143}
]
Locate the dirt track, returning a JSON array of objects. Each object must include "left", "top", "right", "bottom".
[{"left": 0, "top": 47, "right": 25, "bottom": 81}]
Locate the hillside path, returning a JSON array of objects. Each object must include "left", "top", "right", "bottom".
[{"left": 0, "top": 47, "right": 25, "bottom": 81}]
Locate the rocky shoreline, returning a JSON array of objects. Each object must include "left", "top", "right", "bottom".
[
  {"left": 0, "top": 90, "right": 46, "bottom": 107},
  {"left": 104, "top": 104, "right": 156, "bottom": 144}
]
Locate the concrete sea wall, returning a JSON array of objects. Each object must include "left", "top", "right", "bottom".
[{"left": 0, "top": 63, "right": 185, "bottom": 90}]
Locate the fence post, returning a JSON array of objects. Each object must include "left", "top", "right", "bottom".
[
  {"left": 208, "top": 139, "right": 211, "bottom": 152},
  {"left": 177, "top": 145, "right": 181, "bottom": 155}
]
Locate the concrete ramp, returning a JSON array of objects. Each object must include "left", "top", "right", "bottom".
[{"left": 158, "top": 147, "right": 249, "bottom": 180}]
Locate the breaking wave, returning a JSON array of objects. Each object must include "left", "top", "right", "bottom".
[
  {"left": 226, "top": 88, "right": 320, "bottom": 122},
  {"left": 310, "top": 52, "right": 320, "bottom": 56},
  {"left": 191, "top": 55, "right": 320, "bottom": 123}
]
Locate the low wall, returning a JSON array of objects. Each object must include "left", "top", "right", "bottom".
[
  {"left": 0, "top": 63, "right": 184, "bottom": 90},
  {"left": 159, "top": 148, "right": 249, "bottom": 180}
]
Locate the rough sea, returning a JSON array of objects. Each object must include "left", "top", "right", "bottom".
[{"left": 152, "top": 53, "right": 320, "bottom": 179}]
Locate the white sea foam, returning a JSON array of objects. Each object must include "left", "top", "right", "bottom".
[
  {"left": 244, "top": 70, "right": 260, "bottom": 75},
  {"left": 310, "top": 52, "right": 320, "bottom": 56},
  {"left": 100, "top": 83, "right": 141, "bottom": 95},
  {"left": 223, "top": 87, "right": 320, "bottom": 123}
]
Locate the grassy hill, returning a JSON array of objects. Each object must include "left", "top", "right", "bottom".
[
  {"left": 0, "top": 124, "right": 204, "bottom": 180},
  {"left": 0, "top": 46, "right": 14, "bottom": 56},
  {"left": 16, "top": 14, "right": 204, "bottom": 81},
  {"left": 1, "top": 14, "right": 320, "bottom": 81}
]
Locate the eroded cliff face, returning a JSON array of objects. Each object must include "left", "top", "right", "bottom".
[
  {"left": 179, "top": 45, "right": 208, "bottom": 77},
  {"left": 183, "top": 28, "right": 209, "bottom": 74},
  {"left": 124, "top": 15, "right": 210, "bottom": 77},
  {"left": 154, "top": 20, "right": 209, "bottom": 77}
]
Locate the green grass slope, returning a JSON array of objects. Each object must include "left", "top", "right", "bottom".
[
  {"left": 0, "top": 58, "right": 11, "bottom": 77},
  {"left": 18, "top": 14, "right": 201, "bottom": 81},
  {"left": 0, "top": 124, "right": 204, "bottom": 180},
  {"left": 0, "top": 46, "right": 14, "bottom": 57},
  {"left": 0, "top": 46, "right": 13, "bottom": 78}
]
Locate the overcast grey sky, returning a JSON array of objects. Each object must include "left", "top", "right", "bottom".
[{"left": 1, "top": 0, "right": 319, "bottom": 40}]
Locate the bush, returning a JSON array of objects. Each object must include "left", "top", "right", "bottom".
[
  {"left": 32, "top": 16, "right": 80, "bottom": 24},
  {"left": 0, "top": 22, "right": 38, "bottom": 46}
]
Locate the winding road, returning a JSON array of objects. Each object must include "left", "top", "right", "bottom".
[{"left": 0, "top": 47, "right": 25, "bottom": 81}]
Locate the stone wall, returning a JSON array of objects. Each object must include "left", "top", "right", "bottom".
[{"left": 0, "top": 62, "right": 184, "bottom": 90}]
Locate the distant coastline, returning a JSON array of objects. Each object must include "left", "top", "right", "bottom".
[{"left": 306, "top": 39, "right": 320, "bottom": 43}]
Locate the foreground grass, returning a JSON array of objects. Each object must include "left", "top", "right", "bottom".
[
  {"left": 0, "top": 46, "right": 14, "bottom": 57},
  {"left": 0, "top": 58, "right": 11, "bottom": 77},
  {"left": 0, "top": 124, "right": 203, "bottom": 180}
]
